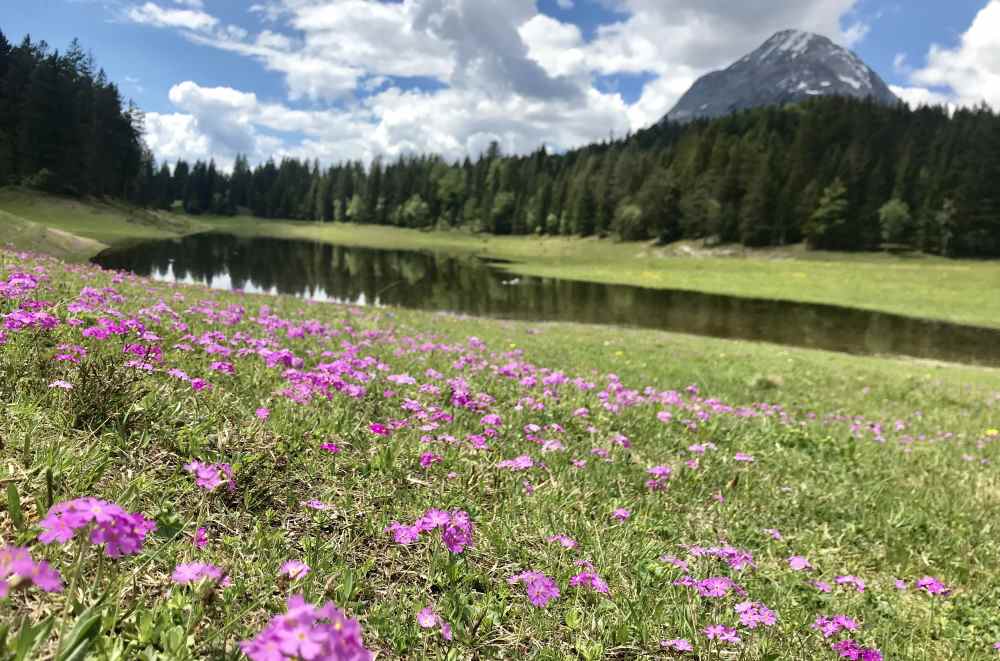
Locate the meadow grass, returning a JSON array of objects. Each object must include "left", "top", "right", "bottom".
[
  {"left": 3, "top": 187, "right": 1000, "bottom": 328},
  {"left": 1, "top": 247, "right": 999, "bottom": 659}
]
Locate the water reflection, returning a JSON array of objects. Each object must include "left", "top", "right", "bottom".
[{"left": 92, "top": 232, "right": 1000, "bottom": 367}]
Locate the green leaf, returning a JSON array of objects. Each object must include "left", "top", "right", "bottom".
[
  {"left": 13, "top": 617, "right": 55, "bottom": 661},
  {"left": 6, "top": 483, "right": 24, "bottom": 532},
  {"left": 56, "top": 611, "right": 102, "bottom": 661}
]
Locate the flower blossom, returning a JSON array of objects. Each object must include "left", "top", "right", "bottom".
[
  {"left": 38, "top": 497, "right": 155, "bottom": 558},
  {"left": 240, "top": 595, "right": 372, "bottom": 661},
  {"left": 508, "top": 571, "right": 560, "bottom": 608}
]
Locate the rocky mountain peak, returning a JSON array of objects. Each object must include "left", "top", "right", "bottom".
[{"left": 662, "top": 30, "right": 899, "bottom": 124}]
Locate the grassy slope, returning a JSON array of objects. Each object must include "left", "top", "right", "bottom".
[
  {"left": 0, "top": 188, "right": 206, "bottom": 253},
  {"left": 2, "top": 187, "right": 999, "bottom": 327},
  {"left": 197, "top": 217, "right": 1000, "bottom": 329},
  {"left": 1, "top": 250, "right": 998, "bottom": 659}
]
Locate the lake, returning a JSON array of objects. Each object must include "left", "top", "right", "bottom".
[{"left": 92, "top": 232, "right": 1000, "bottom": 367}]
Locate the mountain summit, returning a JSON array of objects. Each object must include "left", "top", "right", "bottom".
[{"left": 662, "top": 30, "right": 899, "bottom": 124}]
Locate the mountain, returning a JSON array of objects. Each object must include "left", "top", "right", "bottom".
[{"left": 663, "top": 30, "right": 900, "bottom": 124}]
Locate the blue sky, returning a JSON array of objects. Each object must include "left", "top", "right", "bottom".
[{"left": 2, "top": 0, "right": 997, "bottom": 167}]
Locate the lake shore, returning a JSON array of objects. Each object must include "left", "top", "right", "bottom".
[{"left": 3, "top": 186, "right": 999, "bottom": 328}]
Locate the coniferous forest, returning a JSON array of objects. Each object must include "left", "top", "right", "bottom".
[{"left": 3, "top": 31, "right": 1000, "bottom": 256}]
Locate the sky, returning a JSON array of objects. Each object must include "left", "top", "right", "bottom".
[{"left": 3, "top": 0, "right": 999, "bottom": 169}]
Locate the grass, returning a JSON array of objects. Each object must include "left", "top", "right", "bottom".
[
  {"left": 1, "top": 247, "right": 999, "bottom": 659},
  {"left": 3, "top": 186, "right": 1000, "bottom": 327}
]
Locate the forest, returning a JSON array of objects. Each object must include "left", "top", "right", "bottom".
[{"left": 3, "top": 31, "right": 1000, "bottom": 256}]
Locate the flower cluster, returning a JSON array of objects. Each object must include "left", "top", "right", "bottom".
[
  {"left": 734, "top": 601, "right": 777, "bottom": 629},
  {"left": 915, "top": 575, "right": 949, "bottom": 595},
  {"left": 645, "top": 465, "right": 672, "bottom": 491},
  {"left": 813, "top": 615, "right": 859, "bottom": 638},
  {"left": 184, "top": 460, "right": 236, "bottom": 493},
  {"left": 280, "top": 560, "right": 311, "bottom": 580},
  {"left": 831, "top": 639, "right": 883, "bottom": 660},
  {"left": 0, "top": 546, "right": 63, "bottom": 597},
  {"left": 416, "top": 605, "right": 453, "bottom": 641},
  {"left": 508, "top": 571, "right": 560, "bottom": 608},
  {"left": 386, "top": 509, "right": 474, "bottom": 554},
  {"left": 703, "top": 623, "right": 741, "bottom": 645},
  {"left": 240, "top": 595, "right": 372, "bottom": 661},
  {"left": 38, "top": 497, "right": 156, "bottom": 558}
]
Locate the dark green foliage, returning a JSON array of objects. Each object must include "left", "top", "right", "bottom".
[
  {"left": 201, "top": 98, "right": 1000, "bottom": 256},
  {"left": 0, "top": 32, "right": 144, "bottom": 198}
]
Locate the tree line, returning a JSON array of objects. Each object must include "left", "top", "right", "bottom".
[
  {"left": 3, "top": 32, "right": 1000, "bottom": 256},
  {"left": 148, "top": 98, "right": 1000, "bottom": 257},
  {"left": 0, "top": 31, "right": 146, "bottom": 198}
]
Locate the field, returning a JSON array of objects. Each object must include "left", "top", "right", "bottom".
[
  {"left": 3, "top": 187, "right": 1000, "bottom": 328},
  {"left": 2, "top": 245, "right": 999, "bottom": 659}
]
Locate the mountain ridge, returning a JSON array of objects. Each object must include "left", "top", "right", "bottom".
[{"left": 662, "top": 30, "right": 900, "bottom": 124}]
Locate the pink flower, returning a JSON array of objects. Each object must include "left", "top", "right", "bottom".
[
  {"left": 703, "top": 624, "right": 740, "bottom": 645},
  {"left": 546, "top": 534, "right": 578, "bottom": 549},
  {"left": 569, "top": 571, "right": 609, "bottom": 594},
  {"left": 420, "top": 453, "right": 443, "bottom": 468},
  {"left": 508, "top": 571, "right": 560, "bottom": 608},
  {"left": 38, "top": 498, "right": 155, "bottom": 558},
  {"left": 915, "top": 576, "right": 950, "bottom": 595},
  {"left": 788, "top": 556, "right": 812, "bottom": 571},
  {"left": 764, "top": 528, "right": 783, "bottom": 540},
  {"left": 320, "top": 443, "right": 341, "bottom": 454},
  {"left": 192, "top": 527, "right": 208, "bottom": 550},
  {"left": 280, "top": 560, "right": 311, "bottom": 580},
  {"left": 48, "top": 380, "right": 73, "bottom": 390},
  {"left": 255, "top": 407, "right": 270, "bottom": 420},
  {"left": 611, "top": 508, "right": 630, "bottom": 521},
  {"left": 416, "top": 606, "right": 453, "bottom": 640},
  {"left": 184, "top": 460, "right": 235, "bottom": 493},
  {"left": 240, "top": 595, "right": 372, "bottom": 661},
  {"left": 661, "top": 638, "right": 693, "bottom": 652},
  {"left": 0, "top": 546, "right": 63, "bottom": 594},
  {"left": 733, "top": 453, "right": 754, "bottom": 463},
  {"left": 369, "top": 422, "right": 390, "bottom": 437},
  {"left": 172, "top": 562, "right": 230, "bottom": 587}
]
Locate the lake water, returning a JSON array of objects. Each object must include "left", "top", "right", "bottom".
[{"left": 92, "top": 232, "right": 1000, "bottom": 367}]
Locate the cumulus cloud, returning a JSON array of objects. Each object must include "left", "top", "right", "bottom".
[
  {"left": 904, "top": 0, "right": 1000, "bottom": 108},
  {"left": 129, "top": 0, "right": 885, "bottom": 165},
  {"left": 127, "top": 2, "right": 217, "bottom": 31}
]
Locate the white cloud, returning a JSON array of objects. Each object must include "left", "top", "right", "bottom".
[
  {"left": 905, "top": 0, "right": 1000, "bottom": 109},
  {"left": 556, "top": 0, "right": 574, "bottom": 8},
  {"left": 127, "top": 2, "right": 218, "bottom": 32},
  {"left": 131, "top": 0, "right": 879, "bottom": 165},
  {"left": 889, "top": 85, "right": 954, "bottom": 109}
]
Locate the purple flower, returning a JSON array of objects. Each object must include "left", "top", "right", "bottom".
[
  {"left": 416, "top": 606, "right": 453, "bottom": 641},
  {"left": 280, "top": 560, "right": 311, "bottom": 580},
  {"left": 915, "top": 576, "right": 950, "bottom": 595},
  {"left": 441, "top": 510, "right": 474, "bottom": 554},
  {"left": 320, "top": 443, "right": 341, "bottom": 454},
  {"left": 369, "top": 422, "right": 390, "bottom": 437},
  {"left": 788, "top": 555, "right": 812, "bottom": 571},
  {"left": 255, "top": 407, "right": 271, "bottom": 420},
  {"left": 812, "top": 615, "right": 859, "bottom": 638},
  {"left": 546, "top": 534, "right": 578, "bottom": 549},
  {"left": 192, "top": 527, "right": 208, "bottom": 550},
  {"left": 569, "top": 571, "right": 609, "bottom": 594},
  {"left": 172, "top": 562, "right": 230, "bottom": 587},
  {"left": 832, "top": 639, "right": 883, "bottom": 661},
  {"left": 184, "top": 460, "right": 236, "bottom": 493},
  {"left": 661, "top": 638, "right": 694, "bottom": 653},
  {"left": 0, "top": 546, "right": 63, "bottom": 594},
  {"left": 734, "top": 601, "right": 777, "bottom": 629},
  {"left": 733, "top": 452, "right": 755, "bottom": 463},
  {"left": 835, "top": 575, "right": 866, "bottom": 593},
  {"left": 498, "top": 455, "right": 535, "bottom": 471},
  {"left": 38, "top": 498, "right": 155, "bottom": 558},
  {"left": 703, "top": 624, "right": 741, "bottom": 645},
  {"left": 240, "top": 595, "right": 372, "bottom": 661},
  {"left": 611, "top": 508, "right": 630, "bottom": 521},
  {"left": 508, "top": 571, "right": 560, "bottom": 608}
]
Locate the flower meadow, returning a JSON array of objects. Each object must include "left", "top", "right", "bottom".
[{"left": 1, "top": 247, "right": 1000, "bottom": 660}]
